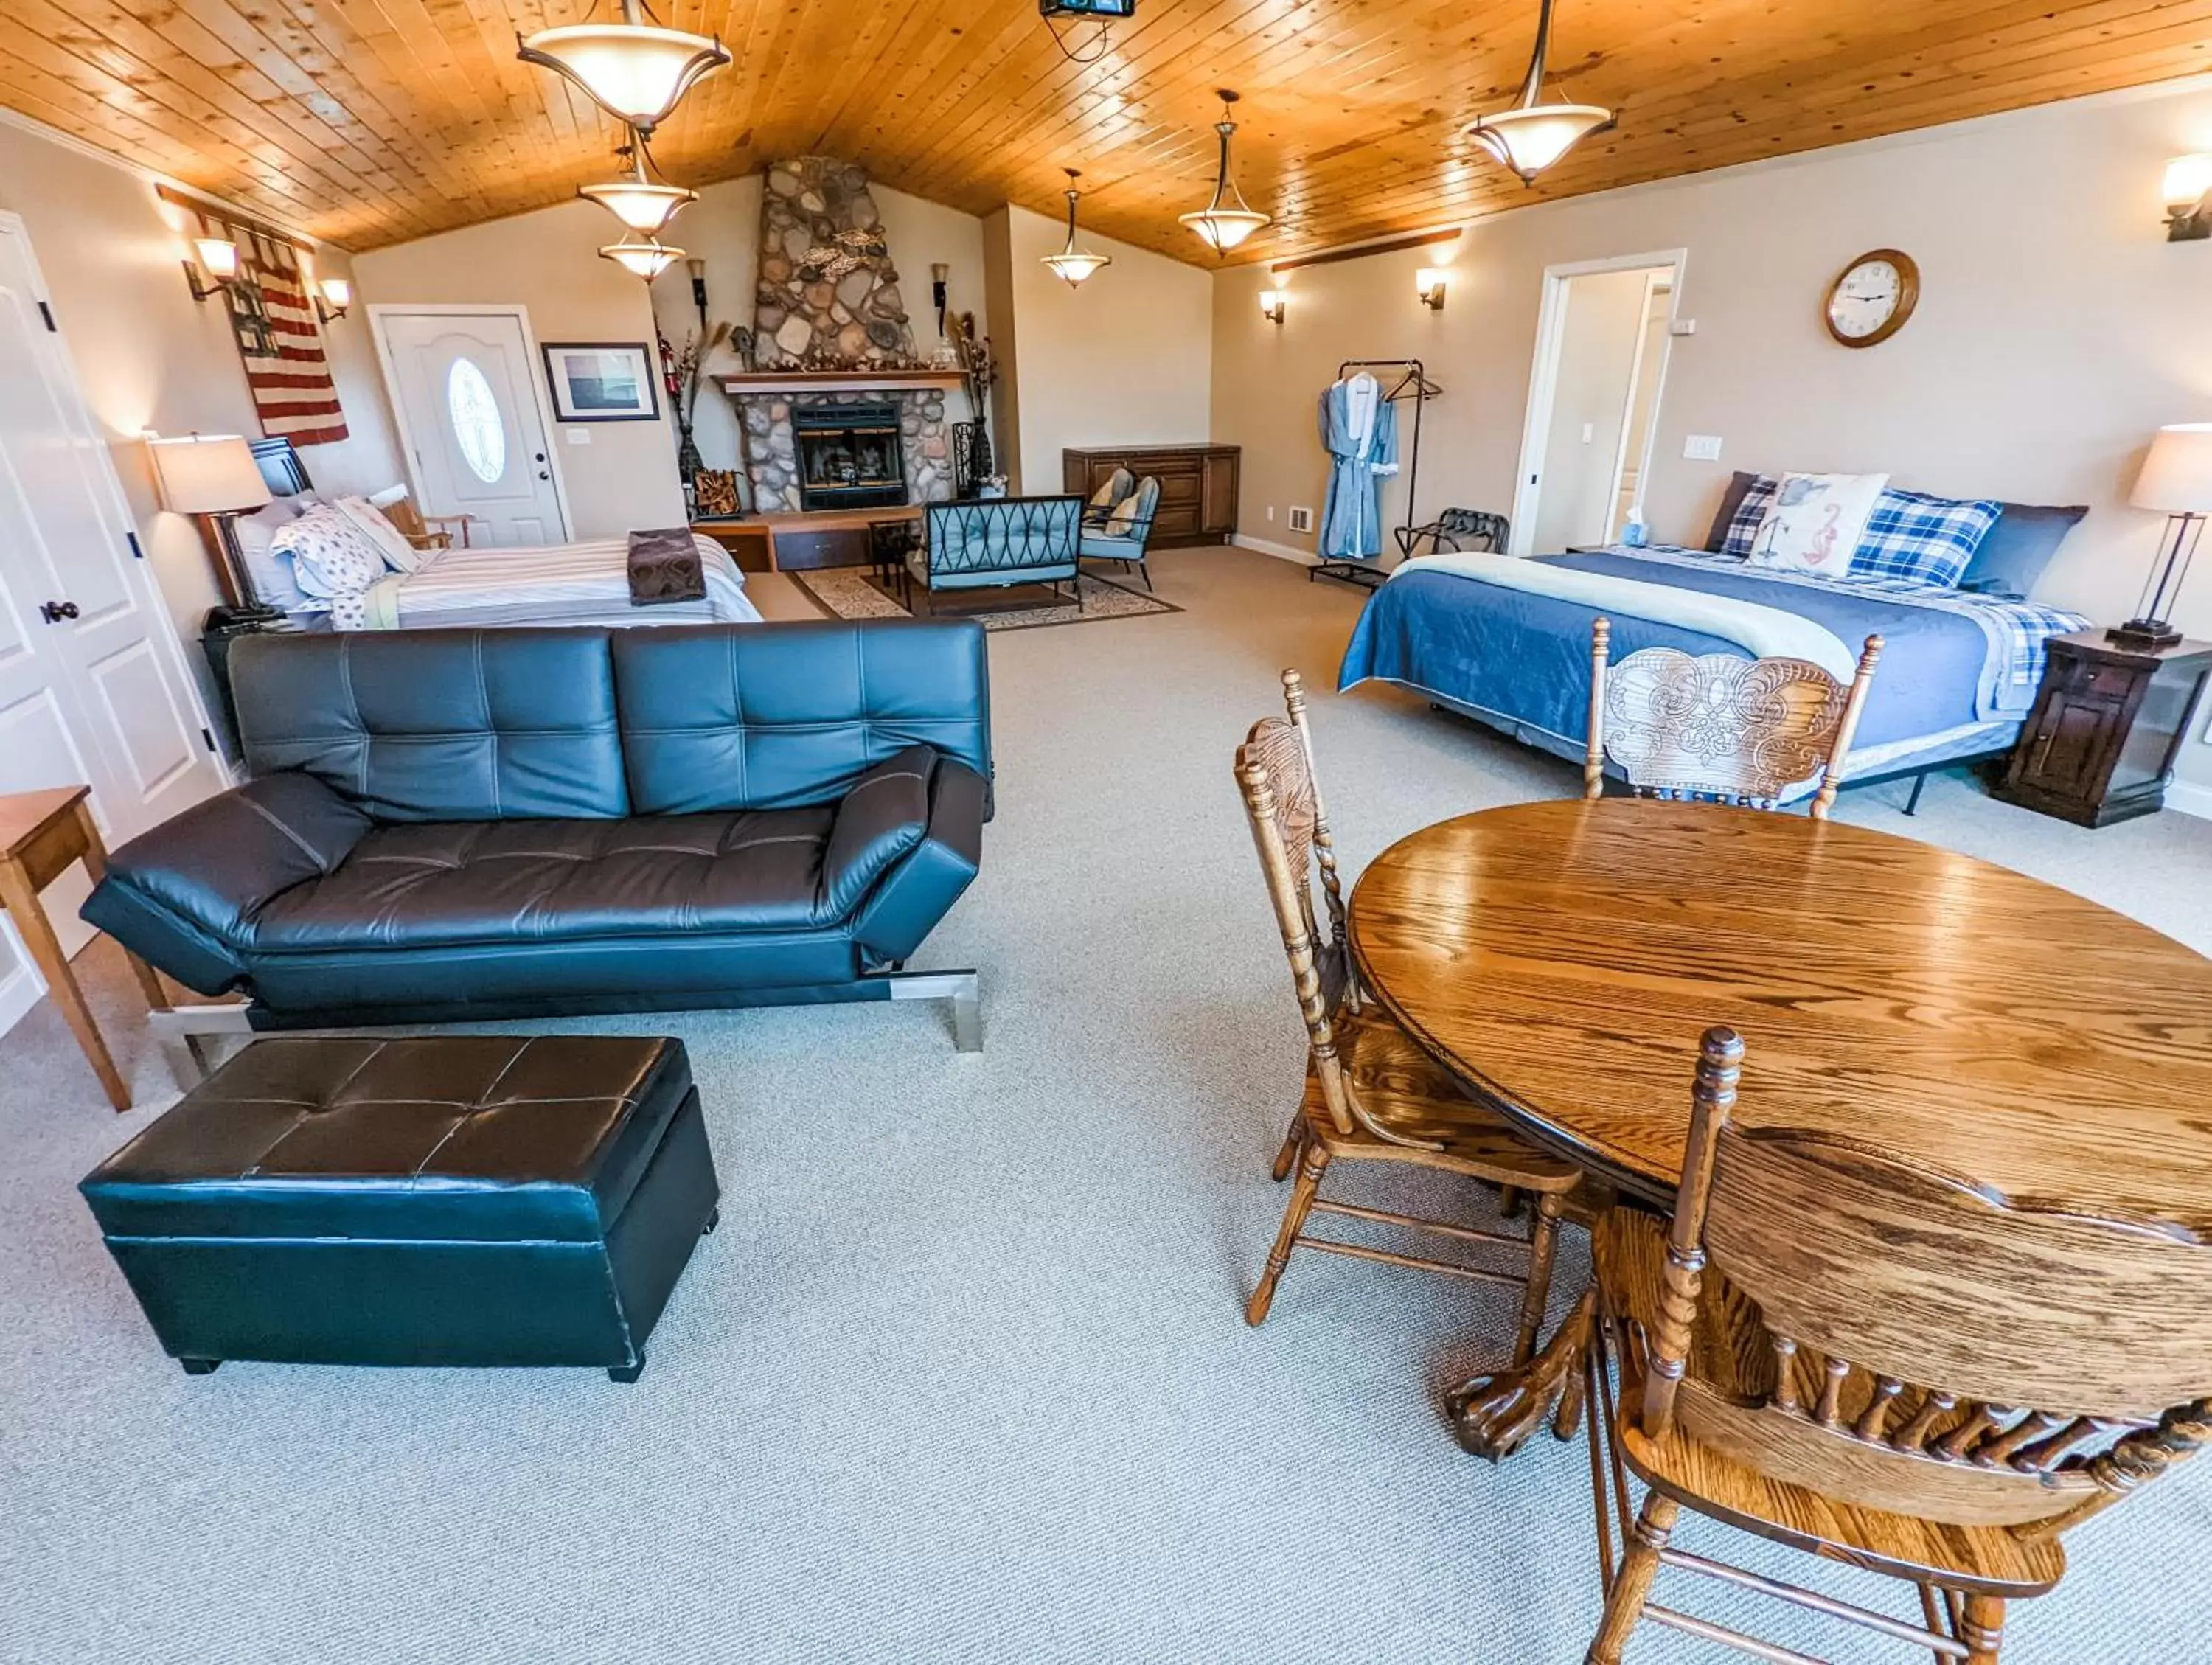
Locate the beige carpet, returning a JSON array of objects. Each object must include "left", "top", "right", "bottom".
[{"left": 3, "top": 546, "right": 2208, "bottom": 1664}]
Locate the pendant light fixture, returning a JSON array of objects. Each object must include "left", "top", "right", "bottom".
[
  {"left": 1465, "top": 0, "right": 1614, "bottom": 184},
  {"left": 517, "top": 0, "right": 730, "bottom": 139},
  {"left": 1040, "top": 170, "right": 1112, "bottom": 287},
  {"left": 1180, "top": 90, "right": 1270, "bottom": 254},
  {"left": 599, "top": 237, "right": 683, "bottom": 280},
  {"left": 579, "top": 126, "right": 698, "bottom": 236}
]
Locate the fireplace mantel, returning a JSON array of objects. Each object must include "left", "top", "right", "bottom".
[{"left": 720, "top": 369, "right": 966, "bottom": 397}]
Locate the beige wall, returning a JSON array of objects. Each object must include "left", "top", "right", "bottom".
[
  {"left": 350, "top": 200, "right": 687, "bottom": 537},
  {"left": 644, "top": 175, "right": 987, "bottom": 481},
  {"left": 998, "top": 205, "right": 1212, "bottom": 495},
  {"left": 1213, "top": 80, "right": 2212, "bottom": 788},
  {"left": 980, "top": 208, "right": 1022, "bottom": 485},
  {"left": 0, "top": 114, "right": 403, "bottom": 662}
]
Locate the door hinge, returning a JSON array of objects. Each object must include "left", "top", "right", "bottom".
[
  {"left": 36, "top": 300, "right": 57, "bottom": 332},
  {"left": 200, "top": 726, "right": 217, "bottom": 754},
  {"left": 125, "top": 531, "right": 145, "bottom": 560}
]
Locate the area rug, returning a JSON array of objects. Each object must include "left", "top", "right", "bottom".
[{"left": 793, "top": 568, "right": 1180, "bottom": 630}]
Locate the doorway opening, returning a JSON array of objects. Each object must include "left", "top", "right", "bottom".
[{"left": 1510, "top": 251, "right": 1684, "bottom": 556}]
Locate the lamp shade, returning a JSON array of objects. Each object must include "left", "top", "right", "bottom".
[
  {"left": 148, "top": 434, "right": 270, "bottom": 515},
  {"left": 2130, "top": 423, "right": 2212, "bottom": 514},
  {"left": 515, "top": 21, "right": 728, "bottom": 134}
]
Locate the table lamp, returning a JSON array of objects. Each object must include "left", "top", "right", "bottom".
[
  {"left": 2117, "top": 423, "right": 2212, "bottom": 648},
  {"left": 147, "top": 434, "right": 274, "bottom": 619}
]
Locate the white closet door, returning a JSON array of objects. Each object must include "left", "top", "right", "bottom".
[
  {"left": 0, "top": 212, "right": 226, "bottom": 1033},
  {"left": 374, "top": 309, "right": 568, "bottom": 546}
]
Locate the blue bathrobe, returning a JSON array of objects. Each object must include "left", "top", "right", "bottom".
[{"left": 1318, "top": 373, "right": 1399, "bottom": 561}]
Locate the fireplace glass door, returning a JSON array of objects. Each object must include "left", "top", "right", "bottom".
[{"left": 795, "top": 403, "right": 907, "bottom": 511}]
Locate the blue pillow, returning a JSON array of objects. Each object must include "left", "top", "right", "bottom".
[
  {"left": 1848, "top": 489, "right": 2001, "bottom": 588},
  {"left": 1959, "top": 502, "right": 2088, "bottom": 597},
  {"left": 1719, "top": 475, "right": 1777, "bottom": 559}
]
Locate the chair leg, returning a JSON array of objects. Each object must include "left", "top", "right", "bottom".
[
  {"left": 1513, "top": 1191, "right": 1562, "bottom": 1367},
  {"left": 1269, "top": 1108, "right": 1306, "bottom": 1182},
  {"left": 1586, "top": 1492, "right": 1678, "bottom": 1665},
  {"left": 1961, "top": 1595, "right": 2005, "bottom": 1665},
  {"left": 1247, "top": 1141, "right": 1329, "bottom": 1326},
  {"left": 1136, "top": 558, "right": 1153, "bottom": 592}
]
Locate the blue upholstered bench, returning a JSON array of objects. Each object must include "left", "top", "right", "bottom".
[{"left": 906, "top": 495, "right": 1082, "bottom": 612}]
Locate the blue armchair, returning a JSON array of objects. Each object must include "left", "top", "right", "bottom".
[
  {"left": 908, "top": 495, "right": 1083, "bottom": 613},
  {"left": 1078, "top": 473, "right": 1160, "bottom": 592}
]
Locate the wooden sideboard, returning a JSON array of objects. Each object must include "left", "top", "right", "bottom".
[{"left": 1062, "top": 445, "right": 1239, "bottom": 547}]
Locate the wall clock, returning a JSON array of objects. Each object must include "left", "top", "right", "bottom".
[{"left": 1823, "top": 248, "right": 1919, "bottom": 347}]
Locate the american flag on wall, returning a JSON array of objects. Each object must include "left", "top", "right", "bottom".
[{"left": 197, "top": 210, "right": 349, "bottom": 446}]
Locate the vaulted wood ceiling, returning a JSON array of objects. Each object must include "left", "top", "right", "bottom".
[{"left": 6, "top": 1, "right": 2211, "bottom": 262}]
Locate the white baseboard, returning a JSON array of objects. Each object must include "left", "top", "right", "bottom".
[
  {"left": 2165, "top": 777, "right": 2212, "bottom": 821},
  {"left": 1231, "top": 532, "right": 1318, "bottom": 566},
  {"left": 0, "top": 959, "right": 41, "bottom": 1043}
]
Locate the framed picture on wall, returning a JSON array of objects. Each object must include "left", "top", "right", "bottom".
[{"left": 540, "top": 342, "right": 661, "bottom": 422}]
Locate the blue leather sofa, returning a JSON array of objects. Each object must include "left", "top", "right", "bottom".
[
  {"left": 84, "top": 621, "right": 992, "bottom": 1070},
  {"left": 906, "top": 494, "right": 1082, "bottom": 611}
]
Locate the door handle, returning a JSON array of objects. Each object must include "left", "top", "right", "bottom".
[{"left": 39, "top": 599, "right": 79, "bottom": 623}]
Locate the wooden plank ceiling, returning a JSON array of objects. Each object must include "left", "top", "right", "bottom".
[{"left": 5, "top": 1, "right": 2211, "bottom": 261}]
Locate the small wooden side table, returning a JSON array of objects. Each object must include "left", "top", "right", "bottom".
[
  {"left": 1994, "top": 629, "right": 2212, "bottom": 827},
  {"left": 0, "top": 786, "right": 167, "bottom": 1110}
]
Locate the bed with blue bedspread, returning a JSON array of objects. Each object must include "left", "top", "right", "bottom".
[{"left": 1338, "top": 543, "right": 2089, "bottom": 788}]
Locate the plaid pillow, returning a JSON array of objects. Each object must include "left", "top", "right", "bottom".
[
  {"left": 1849, "top": 489, "right": 2002, "bottom": 588},
  {"left": 1719, "top": 475, "right": 1776, "bottom": 559}
]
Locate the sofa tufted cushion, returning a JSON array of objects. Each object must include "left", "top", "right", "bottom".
[
  {"left": 80, "top": 1035, "right": 691, "bottom": 1245},
  {"left": 232, "top": 628, "right": 630, "bottom": 822},
  {"left": 612, "top": 620, "right": 991, "bottom": 816},
  {"left": 251, "top": 807, "right": 848, "bottom": 951}
]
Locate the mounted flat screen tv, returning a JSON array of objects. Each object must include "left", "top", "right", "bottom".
[{"left": 1040, "top": 0, "right": 1135, "bottom": 17}]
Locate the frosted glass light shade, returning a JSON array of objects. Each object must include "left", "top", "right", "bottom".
[
  {"left": 2163, "top": 154, "right": 2212, "bottom": 212},
  {"left": 579, "top": 177, "right": 697, "bottom": 234},
  {"left": 148, "top": 434, "right": 271, "bottom": 514},
  {"left": 1179, "top": 206, "right": 1270, "bottom": 251},
  {"left": 515, "top": 22, "right": 729, "bottom": 133},
  {"left": 193, "top": 237, "right": 240, "bottom": 278},
  {"left": 1042, "top": 251, "right": 1110, "bottom": 286},
  {"left": 319, "top": 277, "right": 352, "bottom": 309},
  {"left": 1466, "top": 103, "right": 1613, "bottom": 183},
  {"left": 599, "top": 239, "right": 683, "bottom": 279},
  {"left": 2132, "top": 423, "right": 2212, "bottom": 514}
]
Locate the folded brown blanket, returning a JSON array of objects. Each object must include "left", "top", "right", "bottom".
[{"left": 627, "top": 527, "right": 706, "bottom": 605}]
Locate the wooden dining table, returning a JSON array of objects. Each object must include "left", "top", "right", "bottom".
[{"left": 1343, "top": 796, "right": 2212, "bottom": 1456}]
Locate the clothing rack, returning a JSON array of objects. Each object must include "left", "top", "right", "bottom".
[{"left": 1314, "top": 358, "right": 1441, "bottom": 591}]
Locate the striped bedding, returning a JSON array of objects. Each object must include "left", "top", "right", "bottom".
[{"left": 333, "top": 535, "right": 762, "bottom": 631}]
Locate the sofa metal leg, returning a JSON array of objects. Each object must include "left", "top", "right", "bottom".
[
  {"left": 884, "top": 967, "right": 982, "bottom": 1052},
  {"left": 608, "top": 1358, "right": 646, "bottom": 1384},
  {"left": 148, "top": 1004, "right": 254, "bottom": 1089},
  {"left": 178, "top": 1358, "right": 220, "bottom": 1376}
]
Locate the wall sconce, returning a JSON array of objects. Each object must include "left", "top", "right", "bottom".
[
  {"left": 1258, "top": 289, "right": 1287, "bottom": 325},
  {"left": 313, "top": 277, "right": 352, "bottom": 323},
  {"left": 686, "top": 256, "right": 708, "bottom": 327},
  {"left": 2163, "top": 154, "right": 2212, "bottom": 241},
  {"left": 183, "top": 234, "right": 276, "bottom": 355},
  {"left": 1416, "top": 268, "right": 1448, "bottom": 310},
  {"left": 183, "top": 237, "right": 240, "bottom": 302},
  {"left": 932, "top": 263, "right": 950, "bottom": 336}
]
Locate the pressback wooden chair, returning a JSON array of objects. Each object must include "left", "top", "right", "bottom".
[
  {"left": 1234, "top": 670, "right": 1580, "bottom": 1358},
  {"left": 1583, "top": 617, "right": 1883, "bottom": 818},
  {"left": 1584, "top": 1026, "right": 2212, "bottom": 1665}
]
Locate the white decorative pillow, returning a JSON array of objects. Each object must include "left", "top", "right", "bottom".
[
  {"left": 274, "top": 502, "right": 386, "bottom": 600},
  {"left": 232, "top": 498, "right": 313, "bottom": 612},
  {"left": 1747, "top": 472, "right": 1890, "bottom": 577},
  {"left": 332, "top": 493, "right": 423, "bottom": 574}
]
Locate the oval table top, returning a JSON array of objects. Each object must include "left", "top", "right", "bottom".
[{"left": 1346, "top": 798, "right": 2212, "bottom": 1237}]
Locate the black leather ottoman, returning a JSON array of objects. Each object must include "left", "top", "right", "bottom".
[{"left": 80, "top": 1035, "right": 719, "bottom": 1382}]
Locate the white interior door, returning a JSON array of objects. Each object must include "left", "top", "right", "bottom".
[
  {"left": 374, "top": 309, "right": 568, "bottom": 546},
  {"left": 0, "top": 212, "right": 226, "bottom": 1032}
]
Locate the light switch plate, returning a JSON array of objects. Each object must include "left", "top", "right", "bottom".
[
  {"left": 566, "top": 428, "right": 591, "bottom": 445},
  {"left": 1669, "top": 319, "right": 1697, "bottom": 336},
  {"left": 1683, "top": 434, "right": 1724, "bottom": 462}
]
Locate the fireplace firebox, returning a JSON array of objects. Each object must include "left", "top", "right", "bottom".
[{"left": 794, "top": 403, "right": 906, "bottom": 511}]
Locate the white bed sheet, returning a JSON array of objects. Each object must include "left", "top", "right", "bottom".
[{"left": 319, "top": 533, "right": 762, "bottom": 630}]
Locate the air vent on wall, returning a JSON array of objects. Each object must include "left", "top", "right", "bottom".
[{"left": 1287, "top": 506, "right": 1313, "bottom": 533}]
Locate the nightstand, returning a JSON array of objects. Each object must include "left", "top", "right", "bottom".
[{"left": 1994, "top": 629, "right": 2212, "bottom": 827}]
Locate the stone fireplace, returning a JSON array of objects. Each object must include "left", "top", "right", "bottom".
[{"left": 723, "top": 155, "right": 961, "bottom": 516}]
